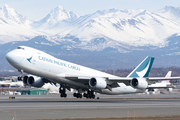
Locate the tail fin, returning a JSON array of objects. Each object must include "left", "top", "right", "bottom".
[
  {"left": 161, "top": 71, "right": 172, "bottom": 83},
  {"left": 165, "top": 71, "right": 172, "bottom": 78},
  {"left": 127, "top": 56, "right": 154, "bottom": 78}
]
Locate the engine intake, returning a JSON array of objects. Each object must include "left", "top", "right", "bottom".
[
  {"left": 130, "top": 78, "right": 148, "bottom": 89},
  {"left": 89, "top": 77, "right": 107, "bottom": 89},
  {"left": 27, "top": 76, "right": 45, "bottom": 88},
  {"left": 23, "top": 76, "right": 28, "bottom": 85}
]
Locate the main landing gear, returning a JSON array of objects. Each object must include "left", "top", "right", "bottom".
[
  {"left": 59, "top": 87, "right": 67, "bottom": 98},
  {"left": 73, "top": 90, "right": 95, "bottom": 99},
  {"left": 59, "top": 87, "right": 96, "bottom": 99},
  {"left": 83, "top": 90, "right": 95, "bottom": 99}
]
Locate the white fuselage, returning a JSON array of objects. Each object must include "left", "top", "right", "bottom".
[
  {"left": 6, "top": 46, "right": 144, "bottom": 95},
  {"left": 148, "top": 82, "right": 171, "bottom": 88}
]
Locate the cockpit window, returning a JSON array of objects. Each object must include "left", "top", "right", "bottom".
[{"left": 17, "top": 47, "right": 25, "bottom": 50}]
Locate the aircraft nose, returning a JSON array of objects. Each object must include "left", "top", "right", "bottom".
[{"left": 6, "top": 50, "right": 23, "bottom": 65}]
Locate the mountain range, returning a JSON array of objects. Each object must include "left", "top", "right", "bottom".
[{"left": 1, "top": 4, "right": 180, "bottom": 71}]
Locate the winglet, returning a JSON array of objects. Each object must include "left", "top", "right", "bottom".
[{"left": 127, "top": 56, "right": 154, "bottom": 78}]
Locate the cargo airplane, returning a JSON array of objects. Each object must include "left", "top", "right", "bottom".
[{"left": 5, "top": 46, "right": 180, "bottom": 98}]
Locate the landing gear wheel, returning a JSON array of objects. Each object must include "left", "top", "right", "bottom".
[
  {"left": 59, "top": 87, "right": 67, "bottom": 98},
  {"left": 79, "top": 94, "right": 82, "bottom": 98},
  {"left": 83, "top": 93, "right": 87, "bottom": 98},
  {"left": 73, "top": 93, "right": 77, "bottom": 97},
  {"left": 85, "top": 90, "right": 95, "bottom": 99},
  {"left": 64, "top": 94, "right": 67, "bottom": 98},
  {"left": 73, "top": 93, "right": 82, "bottom": 98}
]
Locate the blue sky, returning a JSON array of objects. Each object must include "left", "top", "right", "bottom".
[{"left": 1, "top": 0, "right": 180, "bottom": 20}]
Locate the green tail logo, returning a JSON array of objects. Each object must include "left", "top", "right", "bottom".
[
  {"left": 127, "top": 56, "right": 154, "bottom": 78},
  {"left": 27, "top": 57, "right": 32, "bottom": 63}
]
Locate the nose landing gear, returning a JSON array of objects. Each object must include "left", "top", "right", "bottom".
[{"left": 18, "top": 69, "right": 23, "bottom": 81}]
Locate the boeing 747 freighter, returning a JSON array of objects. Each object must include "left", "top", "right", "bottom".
[{"left": 5, "top": 46, "right": 180, "bottom": 98}]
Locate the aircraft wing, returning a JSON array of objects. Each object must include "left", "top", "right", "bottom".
[
  {"left": 65, "top": 76, "right": 133, "bottom": 86},
  {"left": 65, "top": 75, "right": 180, "bottom": 82},
  {"left": 147, "top": 77, "right": 180, "bottom": 81},
  {"left": 64, "top": 75, "right": 180, "bottom": 87}
]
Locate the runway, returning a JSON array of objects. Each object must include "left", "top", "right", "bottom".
[{"left": 1, "top": 93, "right": 180, "bottom": 120}]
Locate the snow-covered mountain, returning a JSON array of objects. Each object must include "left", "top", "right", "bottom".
[
  {"left": 157, "top": 6, "right": 180, "bottom": 23},
  {"left": 31, "top": 5, "right": 78, "bottom": 29},
  {"left": 1, "top": 5, "right": 180, "bottom": 52},
  {"left": 46, "top": 7, "right": 180, "bottom": 52},
  {"left": 0, "top": 4, "right": 29, "bottom": 25},
  {"left": 0, "top": 5, "right": 41, "bottom": 44},
  {"left": 54, "top": 9, "right": 180, "bottom": 47}
]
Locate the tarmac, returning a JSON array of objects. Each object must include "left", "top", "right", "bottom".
[{"left": 1, "top": 92, "right": 180, "bottom": 120}]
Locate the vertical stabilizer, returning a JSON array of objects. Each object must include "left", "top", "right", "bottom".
[
  {"left": 161, "top": 71, "right": 172, "bottom": 83},
  {"left": 165, "top": 71, "right": 172, "bottom": 78},
  {"left": 127, "top": 56, "right": 154, "bottom": 78}
]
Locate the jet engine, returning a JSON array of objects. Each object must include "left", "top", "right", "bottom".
[
  {"left": 23, "top": 76, "right": 28, "bottom": 85},
  {"left": 89, "top": 77, "right": 107, "bottom": 89},
  {"left": 27, "top": 76, "right": 45, "bottom": 88},
  {"left": 130, "top": 78, "right": 148, "bottom": 89}
]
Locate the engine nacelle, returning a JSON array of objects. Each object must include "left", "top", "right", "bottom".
[
  {"left": 89, "top": 77, "right": 107, "bottom": 89},
  {"left": 27, "top": 76, "right": 44, "bottom": 88},
  {"left": 130, "top": 78, "right": 148, "bottom": 89},
  {"left": 23, "top": 76, "right": 28, "bottom": 85}
]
